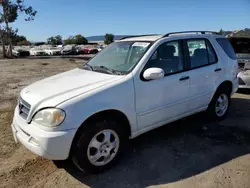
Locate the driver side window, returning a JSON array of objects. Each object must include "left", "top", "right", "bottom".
[{"left": 145, "top": 41, "right": 184, "bottom": 75}]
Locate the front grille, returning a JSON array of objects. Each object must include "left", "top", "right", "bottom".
[{"left": 18, "top": 97, "right": 31, "bottom": 120}]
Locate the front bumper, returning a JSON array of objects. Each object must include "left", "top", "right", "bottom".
[
  {"left": 239, "top": 85, "right": 250, "bottom": 89},
  {"left": 12, "top": 107, "right": 77, "bottom": 160}
]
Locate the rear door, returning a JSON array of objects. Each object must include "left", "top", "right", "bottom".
[{"left": 184, "top": 38, "right": 221, "bottom": 111}]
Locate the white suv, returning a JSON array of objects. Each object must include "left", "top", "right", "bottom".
[{"left": 12, "top": 31, "right": 238, "bottom": 173}]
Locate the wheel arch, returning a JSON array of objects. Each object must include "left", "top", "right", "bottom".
[
  {"left": 70, "top": 109, "right": 132, "bottom": 153},
  {"left": 216, "top": 80, "right": 233, "bottom": 95},
  {"left": 209, "top": 80, "right": 233, "bottom": 104},
  {"left": 210, "top": 80, "right": 233, "bottom": 103}
]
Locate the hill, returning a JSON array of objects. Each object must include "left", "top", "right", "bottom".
[
  {"left": 86, "top": 35, "right": 131, "bottom": 41},
  {"left": 86, "top": 29, "right": 250, "bottom": 42},
  {"left": 226, "top": 28, "right": 250, "bottom": 37}
]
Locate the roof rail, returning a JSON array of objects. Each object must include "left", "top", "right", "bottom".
[
  {"left": 163, "top": 31, "right": 220, "bottom": 37},
  {"left": 120, "top": 34, "right": 160, "bottom": 40}
]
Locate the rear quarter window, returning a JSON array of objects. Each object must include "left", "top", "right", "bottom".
[{"left": 216, "top": 38, "right": 237, "bottom": 60}]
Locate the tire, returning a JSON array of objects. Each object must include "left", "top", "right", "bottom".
[
  {"left": 207, "top": 87, "right": 231, "bottom": 121},
  {"left": 71, "top": 119, "right": 126, "bottom": 174}
]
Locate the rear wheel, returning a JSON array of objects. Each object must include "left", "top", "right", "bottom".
[
  {"left": 71, "top": 119, "right": 126, "bottom": 174},
  {"left": 207, "top": 87, "right": 231, "bottom": 120}
]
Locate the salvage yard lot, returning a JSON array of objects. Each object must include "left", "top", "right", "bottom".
[{"left": 1, "top": 59, "right": 250, "bottom": 188}]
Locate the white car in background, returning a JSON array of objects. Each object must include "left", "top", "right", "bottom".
[
  {"left": 12, "top": 49, "right": 20, "bottom": 57},
  {"left": 61, "top": 45, "right": 77, "bottom": 55},
  {"left": 229, "top": 37, "right": 250, "bottom": 89},
  {"left": 12, "top": 31, "right": 238, "bottom": 174},
  {"left": 44, "top": 47, "right": 62, "bottom": 56},
  {"left": 30, "top": 47, "right": 46, "bottom": 56}
]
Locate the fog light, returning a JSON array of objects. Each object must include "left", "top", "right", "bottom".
[{"left": 29, "top": 137, "right": 40, "bottom": 146}]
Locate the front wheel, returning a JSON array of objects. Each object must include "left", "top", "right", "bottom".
[
  {"left": 207, "top": 88, "right": 231, "bottom": 120},
  {"left": 71, "top": 119, "right": 125, "bottom": 174}
]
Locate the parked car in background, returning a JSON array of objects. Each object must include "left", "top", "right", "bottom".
[
  {"left": 229, "top": 37, "right": 250, "bottom": 89},
  {"left": 44, "top": 47, "right": 62, "bottom": 56},
  {"left": 96, "top": 45, "right": 104, "bottom": 52},
  {"left": 61, "top": 45, "right": 77, "bottom": 55},
  {"left": 12, "top": 49, "right": 20, "bottom": 57},
  {"left": 75, "top": 46, "right": 85, "bottom": 54},
  {"left": 12, "top": 31, "right": 238, "bottom": 174},
  {"left": 30, "top": 47, "right": 46, "bottom": 56},
  {"left": 83, "top": 47, "right": 99, "bottom": 54},
  {"left": 12, "top": 47, "right": 30, "bottom": 57}
]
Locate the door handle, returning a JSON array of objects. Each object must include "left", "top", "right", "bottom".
[
  {"left": 214, "top": 68, "right": 222, "bottom": 72},
  {"left": 179, "top": 76, "right": 189, "bottom": 81}
]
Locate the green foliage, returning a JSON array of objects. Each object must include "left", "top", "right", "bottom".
[
  {"left": 1, "top": 1, "right": 18, "bottom": 23},
  {"left": 1, "top": 0, "right": 37, "bottom": 23},
  {"left": 104, "top": 33, "right": 114, "bottom": 44},
  {"left": 17, "top": 39, "right": 30, "bottom": 46},
  {"left": 0, "top": 0, "right": 37, "bottom": 57},
  {"left": 218, "top": 29, "right": 224, "bottom": 35},
  {"left": 64, "top": 34, "right": 88, "bottom": 45},
  {"left": 63, "top": 36, "right": 74, "bottom": 45},
  {"left": 16, "top": 0, "right": 37, "bottom": 21},
  {"left": 12, "top": 34, "right": 27, "bottom": 45},
  {"left": 47, "top": 35, "right": 62, "bottom": 45},
  {"left": 74, "top": 34, "right": 88, "bottom": 45}
]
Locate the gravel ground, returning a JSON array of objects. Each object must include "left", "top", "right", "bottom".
[{"left": 0, "top": 59, "right": 250, "bottom": 188}]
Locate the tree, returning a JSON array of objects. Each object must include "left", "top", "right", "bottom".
[
  {"left": 47, "top": 35, "right": 62, "bottom": 45},
  {"left": 17, "top": 39, "right": 30, "bottom": 46},
  {"left": 218, "top": 29, "right": 224, "bottom": 35},
  {"left": 104, "top": 33, "right": 114, "bottom": 45},
  {"left": 0, "top": 0, "right": 37, "bottom": 57},
  {"left": 63, "top": 36, "right": 74, "bottom": 45},
  {"left": 74, "top": 34, "right": 88, "bottom": 45},
  {"left": 8, "top": 28, "right": 27, "bottom": 45},
  {"left": 64, "top": 34, "right": 88, "bottom": 45}
]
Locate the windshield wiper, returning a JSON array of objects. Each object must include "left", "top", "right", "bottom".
[
  {"left": 82, "top": 64, "right": 93, "bottom": 71},
  {"left": 93, "top": 65, "right": 125, "bottom": 75}
]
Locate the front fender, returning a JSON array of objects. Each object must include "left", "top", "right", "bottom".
[{"left": 56, "top": 75, "right": 137, "bottom": 134}]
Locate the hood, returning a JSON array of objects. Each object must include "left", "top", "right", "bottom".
[
  {"left": 236, "top": 53, "right": 250, "bottom": 60},
  {"left": 51, "top": 49, "right": 61, "bottom": 52},
  {"left": 20, "top": 68, "right": 123, "bottom": 114},
  {"left": 62, "top": 48, "right": 72, "bottom": 51},
  {"left": 31, "top": 49, "right": 44, "bottom": 52}
]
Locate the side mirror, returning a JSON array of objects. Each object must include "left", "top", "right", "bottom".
[{"left": 143, "top": 68, "right": 165, "bottom": 80}]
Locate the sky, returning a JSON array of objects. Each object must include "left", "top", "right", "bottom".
[{"left": 11, "top": 0, "right": 250, "bottom": 42}]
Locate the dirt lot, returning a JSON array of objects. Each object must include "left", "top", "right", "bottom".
[{"left": 1, "top": 59, "right": 250, "bottom": 188}]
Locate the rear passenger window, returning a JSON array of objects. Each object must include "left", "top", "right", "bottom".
[
  {"left": 216, "top": 38, "right": 236, "bottom": 60},
  {"left": 187, "top": 39, "right": 217, "bottom": 69},
  {"left": 206, "top": 41, "right": 217, "bottom": 64}
]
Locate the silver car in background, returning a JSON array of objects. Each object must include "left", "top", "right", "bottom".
[{"left": 229, "top": 37, "right": 250, "bottom": 89}]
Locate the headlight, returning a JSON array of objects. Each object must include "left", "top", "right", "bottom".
[{"left": 32, "top": 108, "right": 65, "bottom": 127}]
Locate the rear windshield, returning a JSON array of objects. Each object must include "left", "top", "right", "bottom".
[
  {"left": 216, "top": 38, "right": 236, "bottom": 60},
  {"left": 228, "top": 37, "right": 250, "bottom": 54}
]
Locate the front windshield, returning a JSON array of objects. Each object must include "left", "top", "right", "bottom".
[
  {"left": 87, "top": 41, "right": 151, "bottom": 72},
  {"left": 229, "top": 38, "right": 250, "bottom": 54}
]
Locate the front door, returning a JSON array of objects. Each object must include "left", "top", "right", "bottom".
[{"left": 133, "top": 40, "right": 190, "bottom": 131}]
